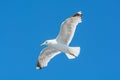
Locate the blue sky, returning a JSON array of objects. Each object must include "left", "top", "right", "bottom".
[{"left": 0, "top": 0, "right": 120, "bottom": 80}]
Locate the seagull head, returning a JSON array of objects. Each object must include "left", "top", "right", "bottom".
[
  {"left": 40, "top": 40, "right": 56, "bottom": 46},
  {"left": 40, "top": 40, "right": 49, "bottom": 46}
]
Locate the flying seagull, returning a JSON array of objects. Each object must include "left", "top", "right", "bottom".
[{"left": 36, "top": 11, "right": 82, "bottom": 69}]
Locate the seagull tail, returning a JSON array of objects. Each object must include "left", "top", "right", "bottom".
[{"left": 65, "top": 47, "right": 80, "bottom": 59}]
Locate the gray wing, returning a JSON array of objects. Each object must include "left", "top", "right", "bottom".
[
  {"left": 36, "top": 47, "right": 60, "bottom": 69},
  {"left": 56, "top": 12, "right": 82, "bottom": 45}
]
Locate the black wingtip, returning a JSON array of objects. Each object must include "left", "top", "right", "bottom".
[
  {"left": 36, "top": 62, "right": 42, "bottom": 70},
  {"left": 72, "top": 11, "right": 82, "bottom": 17}
]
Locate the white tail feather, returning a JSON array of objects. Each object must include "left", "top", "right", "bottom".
[{"left": 65, "top": 47, "right": 80, "bottom": 59}]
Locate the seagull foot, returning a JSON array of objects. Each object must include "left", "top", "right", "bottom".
[{"left": 69, "top": 53, "right": 76, "bottom": 57}]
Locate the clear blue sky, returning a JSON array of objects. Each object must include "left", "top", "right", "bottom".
[{"left": 0, "top": 0, "right": 120, "bottom": 80}]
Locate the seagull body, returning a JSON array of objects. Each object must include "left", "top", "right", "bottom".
[{"left": 36, "top": 12, "right": 82, "bottom": 69}]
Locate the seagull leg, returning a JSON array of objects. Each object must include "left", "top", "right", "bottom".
[
  {"left": 69, "top": 53, "right": 76, "bottom": 57},
  {"left": 66, "top": 48, "right": 76, "bottom": 57}
]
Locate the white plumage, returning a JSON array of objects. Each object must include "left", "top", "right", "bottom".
[{"left": 36, "top": 11, "right": 82, "bottom": 69}]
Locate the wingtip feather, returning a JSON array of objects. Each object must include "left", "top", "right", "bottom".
[
  {"left": 36, "top": 61, "right": 42, "bottom": 70},
  {"left": 72, "top": 11, "right": 82, "bottom": 17}
]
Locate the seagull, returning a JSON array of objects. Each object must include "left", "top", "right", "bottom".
[{"left": 36, "top": 11, "right": 82, "bottom": 69}]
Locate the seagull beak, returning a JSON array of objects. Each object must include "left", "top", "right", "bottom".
[{"left": 40, "top": 43, "right": 45, "bottom": 46}]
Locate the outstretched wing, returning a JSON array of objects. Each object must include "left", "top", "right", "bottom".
[
  {"left": 36, "top": 47, "right": 60, "bottom": 69},
  {"left": 56, "top": 12, "right": 82, "bottom": 45}
]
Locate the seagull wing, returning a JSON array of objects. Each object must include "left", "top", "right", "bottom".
[
  {"left": 56, "top": 12, "right": 82, "bottom": 45},
  {"left": 36, "top": 47, "right": 60, "bottom": 69}
]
